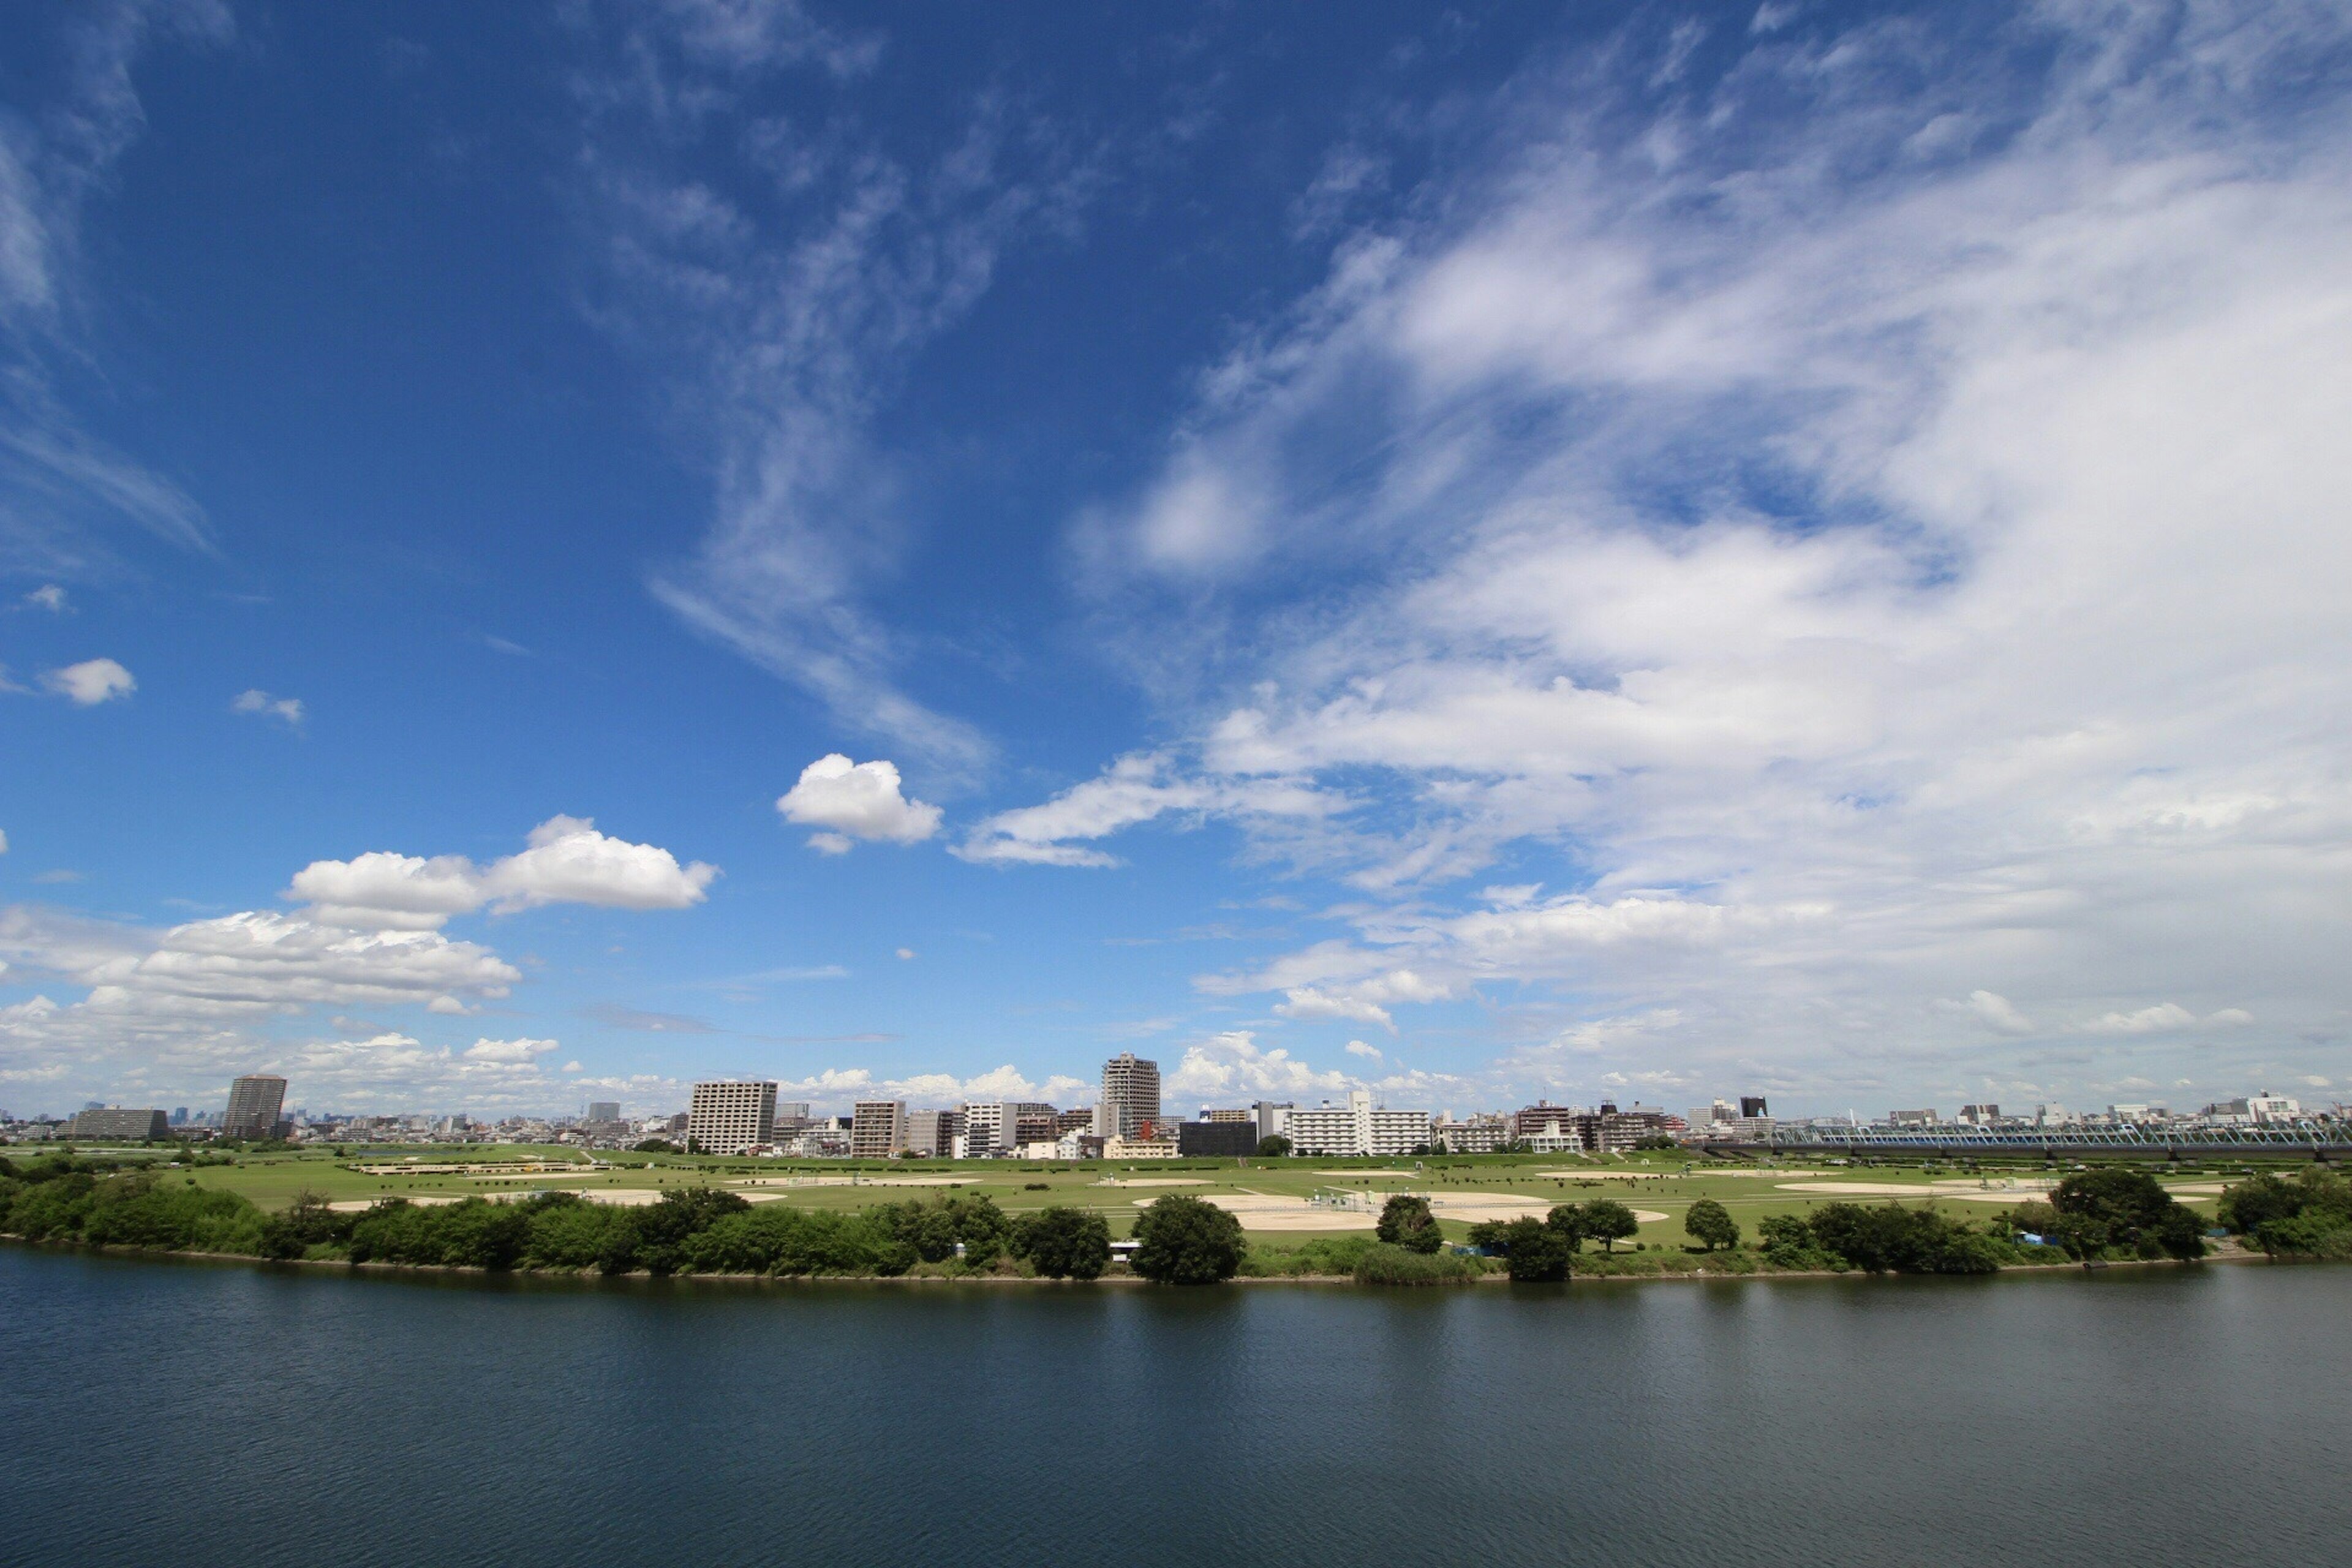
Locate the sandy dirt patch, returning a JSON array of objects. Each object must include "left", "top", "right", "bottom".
[
  {"left": 1097, "top": 1178, "right": 1212, "bottom": 1188},
  {"left": 327, "top": 1194, "right": 469, "bottom": 1211},
  {"left": 1155, "top": 1193, "right": 1378, "bottom": 1232}
]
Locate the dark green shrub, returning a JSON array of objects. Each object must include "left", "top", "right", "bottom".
[
  {"left": 1131, "top": 1194, "right": 1245, "bottom": 1284},
  {"left": 1375, "top": 1194, "right": 1444, "bottom": 1254}
]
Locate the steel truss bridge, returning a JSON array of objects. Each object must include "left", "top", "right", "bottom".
[{"left": 1700, "top": 1123, "right": 2352, "bottom": 1161}]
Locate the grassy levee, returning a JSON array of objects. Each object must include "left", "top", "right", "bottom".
[{"left": 121, "top": 1143, "right": 2250, "bottom": 1253}]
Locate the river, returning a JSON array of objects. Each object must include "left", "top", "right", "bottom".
[{"left": 5, "top": 1248, "right": 2346, "bottom": 1566}]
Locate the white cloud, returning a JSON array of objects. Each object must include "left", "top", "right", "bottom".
[
  {"left": 895, "top": 946, "right": 915, "bottom": 960},
  {"left": 0, "top": 829, "right": 7, "bottom": 854},
  {"left": 1272, "top": 969, "right": 1455, "bottom": 1033},
  {"left": 1936, "top": 990, "right": 2035, "bottom": 1036},
  {"left": 286, "top": 816, "right": 718, "bottom": 929},
  {"left": 776, "top": 753, "right": 941, "bottom": 850},
  {"left": 956, "top": 752, "right": 1338, "bottom": 867},
  {"left": 41, "top": 657, "right": 134, "bottom": 705},
  {"left": 1344, "top": 1039, "right": 1383, "bottom": 1060},
  {"left": 232, "top": 688, "right": 304, "bottom": 726},
  {"left": 23, "top": 585, "right": 66, "bottom": 611},
  {"left": 1002, "top": 2, "right": 2352, "bottom": 1096},
  {"left": 461, "top": 1036, "right": 560, "bottom": 1065},
  {"left": 1163, "top": 1030, "right": 1354, "bottom": 1099},
  {"left": 2079, "top": 1003, "right": 2206, "bottom": 1036}
]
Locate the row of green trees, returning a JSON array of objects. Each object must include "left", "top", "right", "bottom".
[{"left": 2215, "top": 1167, "right": 2352, "bottom": 1258}]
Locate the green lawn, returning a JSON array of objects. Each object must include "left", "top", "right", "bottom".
[{"left": 94, "top": 1143, "right": 2260, "bottom": 1250}]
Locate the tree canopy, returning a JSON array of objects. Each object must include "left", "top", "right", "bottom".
[
  {"left": 1376, "top": 1194, "right": 1444, "bottom": 1254},
  {"left": 1131, "top": 1194, "right": 1246, "bottom": 1284},
  {"left": 1684, "top": 1199, "right": 1740, "bottom": 1251}
]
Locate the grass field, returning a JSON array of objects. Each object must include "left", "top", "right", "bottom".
[{"left": 39, "top": 1143, "right": 2266, "bottom": 1257}]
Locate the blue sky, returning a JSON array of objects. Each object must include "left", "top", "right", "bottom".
[{"left": 4, "top": 0, "right": 2349, "bottom": 1120}]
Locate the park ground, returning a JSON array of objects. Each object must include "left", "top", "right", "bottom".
[{"left": 36, "top": 1142, "right": 2275, "bottom": 1265}]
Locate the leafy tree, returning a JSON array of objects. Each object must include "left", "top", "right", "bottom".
[
  {"left": 1256, "top": 1135, "right": 1292, "bottom": 1158},
  {"left": 1376, "top": 1194, "right": 1444, "bottom": 1254},
  {"left": 1804, "top": 1202, "right": 2000, "bottom": 1274},
  {"left": 1496, "top": 1217, "right": 1572, "bottom": 1281},
  {"left": 632, "top": 1138, "right": 679, "bottom": 1154},
  {"left": 1012, "top": 1207, "right": 1112, "bottom": 1280},
  {"left": 1543, "top": 1203, "right": 1588, "bottom": 1252},
  {"left": 1634, "top": 1134, "right": 1679, "bottom": 1152},
  {"left": 1684, "top": 1199, "right": 1740, "bottom": 1251},
  {"left": 1581, "top": 1198, "right": 1640, "bottom": 1253},
  {"left": 1131, "top": 1194, "right": 1246, "bottom": 1284},
  {"left": 2052, "top": 1168, "right": 2206, "bottom": 1259}
]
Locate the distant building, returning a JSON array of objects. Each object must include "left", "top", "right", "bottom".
[
  {"left": 1740, "top": 1096, "right": 1769, "bottom": 1118},
  {"left": 1431, "top": 1115, "right": 1507, "bottom": 1153},
  {"left": 1178, "top": 1120, "right": 1258, "bottom": 1158},
  {"left": 586, "top": 1101, "right": 622, "bottom": 1123},
  {"left": 222, "top": 1075, "right": 290, "bottom": 1141},
  {"left": 851, "top": 1100, "right": 908, "bottom": 1159},
  {"left": 962, "top": 1102, "right": 1012, "bottom": 1158},
  {"left": 1958, "top": 1103, "right": 2002, "bottom": 1126},
  {"left": 1286, "top": 1090, "right": 1431, "bottom": 1158},
  {"left": 65, "top": 1107, "right": 168, "bottom": 1140},
  {"left": 1254, "top": 1101, "right": 1294, "bottom": 1145},
  {"left": 1103, "top": 1136, "right": 1180, "bottom": 1160},
  {"left": 1514, "top": 1102, "right": 1585, "bottom": 1152},
  {"left": 688, "top": 1081, "right": 778, "bottom": 1154},
  {"left": 1889, "top": 1109, "right": 1939, "bottom": 1128},
  {"left": 170, "top": 1107, "right": 189, "bottom": 1126},
  {"left": 1099, "top": 1054, "right": 1161, "bottom": 1139},
  {"left": 1204, "top": 1107, "right": 1254, "bottom": 1123},
  {"left": 1052, "top": 1107, "right": 1095, "bottom": 1136},
  {"left": 905, "top": 1107, "right": 963, "bottom": 1156}
]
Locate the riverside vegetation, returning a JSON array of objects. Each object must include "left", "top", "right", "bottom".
[{"left": 4, "top": 1153, "right": 2339, "bottom": 1286}]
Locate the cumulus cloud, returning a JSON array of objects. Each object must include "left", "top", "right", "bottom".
[
  {"left": 1163, "top": 1031, "right": 1354, "bottom": 1099},
  {"left": 1344, "top": 1039, "right": 1383, "bottom": 1060},
  {"left": 286, "top": 816, "right": 718, "bottom": 929},
  {"left": 41, "top": 658, "right": 134, "bottom": 704},
  {"left": 232, "top": 689, "right": 304, "bottom": 726},
  {"left": 776, "top": 754, "right": 941, "bottom": 851}
]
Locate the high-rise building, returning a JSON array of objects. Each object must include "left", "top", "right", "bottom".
[
  {"left": 1254, "top": 1101, "right": 1293, "bottom": 1145},
  {"left": 170, "top": 1107, "right": 189, "bottom": 1126},
  {"left": 586, "top": 1101, "right": 622, "bottom": 1123},
  {"left": 688, "top": 1081, "right": 778, "bottom": 1154},
  {"left": 1177, "top": 1120, "right": 1257, "bottom": 1158},
  {"left": 851, "top": 1100, "right": 907, "bottom": 1159},
  {"left": 1740, "top": 1095, "right": 1770, "bottom": 1119},
  {"left": 222, "top": 1075, "right": 289, "bottom": 1141},
  {"left": 1098, "top": 1054, "right": 1161, "bottom": 1140}
]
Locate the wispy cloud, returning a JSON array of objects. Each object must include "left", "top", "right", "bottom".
[
  {"left": 0, "top": 2, "right": 230, "bottom": 576},
  {"left": 569, "top": 6, "right": 1095, "bottom": 775}
]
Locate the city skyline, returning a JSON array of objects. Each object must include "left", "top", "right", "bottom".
[{"left": 6, "top": 2, "right": 2351, "bottom": 1120}]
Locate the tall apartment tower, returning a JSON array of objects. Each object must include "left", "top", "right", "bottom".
[
  {"left": 851, "top": 1100, "right": 907, "bottom": 1159},
  {"left": 687, "top": 1080, "right": 778, "bottom": 1155},
  {"left": 1098, "top": 1054, "right": 1161, "bottom": 1139},
  {"left": 222, "top": 1075, "right": 288, "bottom": 1140}
]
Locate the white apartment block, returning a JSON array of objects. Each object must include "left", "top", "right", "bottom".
[
  {"left": 851, "top": 1100, "right": 907, "bottom": 1159},
  {"left": 688, "top": 1080, "right": 778, "bottom": 1155},
  {"left": 962, "top": 1101, "right": 1010, "bottom": 1158},
  {"left": 1284, "top": 1090, "right": 1431, "bottom": 1158}
]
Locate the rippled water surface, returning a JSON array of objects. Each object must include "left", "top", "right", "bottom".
[{"left": 6, "top": 1249, "right": 2348, "bottom": 1567}]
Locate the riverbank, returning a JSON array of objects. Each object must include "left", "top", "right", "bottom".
[{"left": 0, "top": 1229, "right": 2260, "bottom": 1288}]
